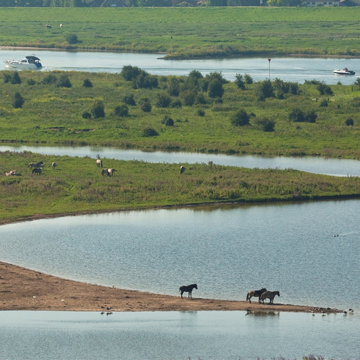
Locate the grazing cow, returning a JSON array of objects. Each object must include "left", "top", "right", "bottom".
[
  {"left": 60, "top": 24, "right": 63, "bottom": 28},
  {"left": 180, "top": 165, "right": 185, "bottom": 174},
  {"left": 45, "top": 24, "right": 52, "bottom": 29},
  {"left": 28, "top": 162, "right": 45, "bottom": 168},
  {"left": 246, "top": 288, "right": 267, "bottom": 303},
  {"left": 107, "top": 168, "right": 116, "bottom": 176},
  {"left": 179, "top": 284, "right": 198, "bottom": 299},
  {"left": 259, "top": 291, "right": 280, "bottom": 305},
  {"left": 52, "top": 162, "right": 57, "bottom": 169},
  {"left": 5, "top": 170, "right": 21, "bottom": 176},
  {"left": 96, "top": 159, "right": 103, "bottom": 168},
  {"left": 32, "top": 168, "right": 42, "bottom": 175}
]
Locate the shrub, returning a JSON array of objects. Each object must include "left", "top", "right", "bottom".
[
  {"left": 123, "top": 94, "right": 136, "bottom": 106},
  {"left": 289, "top": 108, "right": 305, "bottom": 122},
  {"left": 197, "top": 109, "right": 205, "bottom": 116},
  {"left": 231, "top": 109, "right": 250, "bottom": 126},
  {"left": 305, "top": 110, "right": 317, "bottom": 123},
  {"left": 12, "top": 92, "right": 24, "bottom": 109},
  {"left": 195, "top": 93, "right": 207, "bottom": 104},
  {"left": 208, "top": 79, "right": 224, "bottom": 98},
  {"left": 121, "top": 65, "right": 143, "bottom": 81},
  {"left": 345, "top": 118, "right": 354, "bottom": 126},
  {"left": 133, "top": 73, "right": 158, "bottom": 89},
  {"left": 181, "top": 90, "right": 196, "bottom": 106},
  {"left": 205, "top": 71, "right": 227, "bottom": 84},
  {"left": 319, "top": 99, "right": 328, "bottom": 107},
  {"left": 142, "top": 127, "right": 158, "bottom": 137},
  {"left": 66, "top": 33, "right": 78, "bottom": 44},
  {"left": 82, "top": 111, "right": 91, "bottom": 119},
  {"left": 254, "top": 118, "right": 275, "bottom": 132},
  {"left": 11, "top": 71, "right": 21, "bottom": 84},
  {"left": 114, "top": 105, "right": 129, "bottom": 117},
  {"left": 171, "top": 99, "right": 182, "bottom": 108},
  {"left": 83, "top": 79, "right": 93, "bottom": 88},
  {"left": 91, "top": 100, "right": 105, "bottom": 118},
  {"left": 234, "top": 74, "right": 245, "bottom": 89},
  {"left": 42, "top": 74, "right": 57, "bottom": 85},
  {"left": 156, "top": 93, "right": 172, "bottom": 108},
  {"left": 3, "top": 73, "right": 11, "bottom": 83},
  {"left": 162, "top": 116, "right": 174, "bottom": 126},
  {"left": 167, "top": 77, "right": 180, "bottom": 96},
  {"left": 317, "top": 82, "right": 333, "bottom": 95},
  {"left": 27, "top": 79, "right": 36, "bottom": 86},
  {"left": 244, "top": 73, "right": 253, "bottom": 84},
  {"left": 141, "top": 101, "right": 152, "bottom": 113},
  {"left": 257, "top": 79, "right": 274, "bottom": 99},
  {"left": 188, "top": 70, "right": 203, "bottom": 80},
  {"left": 58, "top": 75, "right": 72, "bottom": 88}
]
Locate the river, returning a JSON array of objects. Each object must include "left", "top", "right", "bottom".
[{"left": 1, "top": 49, "right": 359, "bottom": 84}]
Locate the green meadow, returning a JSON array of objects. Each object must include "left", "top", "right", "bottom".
[
  {"left": 1, "top": 70, "right": 360, "bottom": 159},
  {"left": 1, "top": 151, "right": 360, "bottom": 225},
  {"left": 1, "top": 7, "right": 360, "bottom": 57}
]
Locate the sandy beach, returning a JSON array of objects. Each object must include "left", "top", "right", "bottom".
[{"left": 0, "top": 261, "right": 343, "bottom": 313}]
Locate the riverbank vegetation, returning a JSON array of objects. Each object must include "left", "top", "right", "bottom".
[
  {"left": 1, "top": 151, "right": 360, "bottom": 225},
  {"left": 1, "top": 70, "right": 360, "bottom": 159},
  {"left": 1, "top": 8, "right": 360, "bottom": 58}
]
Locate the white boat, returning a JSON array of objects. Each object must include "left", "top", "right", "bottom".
[
  {"left": 333, "top": 68, "right": 355, "bottom": 75},
  {"left": 4, "top": 55, "right": 42, "bottom": 69}
]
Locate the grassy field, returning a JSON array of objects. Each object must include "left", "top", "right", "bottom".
[
  {"left": 1, "top": 8, "right": 360, "bottom": 57},
  {"left": 1, "top": 151, "right": 360, "bottom": 225},
  {"left": 1, "top": 70, "right": 360, "bottom": 159}
]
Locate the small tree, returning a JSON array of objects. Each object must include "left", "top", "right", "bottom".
[
  {"left": 142, "top": 127, "right": 158, "bottom": 137},
  {"left": 345, "top": 118, "right": 354, "bottom": 126},
  {"left": 82, "top": 111, "right": 91, "bottom": 119},
  {"left": 231, "top": 109, "right": 250, "bottom": 126},
  {"left": 27, "top": 79, "right": 36, "bottom": 86},
  {"left": 11, "top": 72, "right": 21, "bottom": 84},
  {"left": 289, "top": 108, "right": 305, "bottom": 122},
  {"left": 305, "top": 110, "right": 317, "bottom": 123},
  {"left": 197, "top": 109, "right": 205, "bottom": 117},
  {"left": 91, "top": 100, "right": 105, "bottom": 118},
  {"left": 121, "top": 65, "right": 143, "bottom": 81},
  {"left": 141, "top": 100, "right": 152, "bottom": 113},
  {"left": 208, "top": 79, "right": 224, "bottom": 98},
  {"left": 234, "top": 74, "right": 245, "bottom": 89},
  {"left": 255, "top": 118, "right": 275, "bottom": 132},
  {"left": 42, "top": 74, "right": 57, "bottom": 85},
  {"left": 257, "top": 80, "right": 274, "bottom": 100},
  {"left": 83, "top": 79, "right": 93, "bottom": 88},
  {"left": 123, "top": 94, "right": 136, "bottom": 106},
  {"left": 244, "top": 73, "right": 253, "bottom": 84},
  {"left": 12, "top": 92, "right": 25, "bottom": 109},
  {"left": 161, "top": 116, "right": 174, "bottom": 126},
  {"left": 66, "top": 33, "right": 78, "bottom": 44},
  {"left": 156, "top": 93, "right": 172, "bottom": 108},
  {"left": 58, "top": 75, "right": 72, "bottom": 88},
  {"left": 317, "top": 81, "right": 333, "bottom": 96},
  {"left": 114, "top": 105, "right": 129, "bottom": 117}
]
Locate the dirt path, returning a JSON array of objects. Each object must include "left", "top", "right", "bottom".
[{"left": 0, "top": 261, "right": 343, "bottom": 313}]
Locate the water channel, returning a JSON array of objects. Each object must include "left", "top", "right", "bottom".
[{"left": 1, "top": 49, "right": 359, "bottom": 84}]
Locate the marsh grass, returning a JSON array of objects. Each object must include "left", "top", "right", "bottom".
[
  {"left": 1, "top": 8, "right": 360, "bottom": 57},
  {"left": 1, "top": 71, "right": 360, "bottom": 159},
  {"left": 1, "top": 151, "right": 360, "bottom": 225}
]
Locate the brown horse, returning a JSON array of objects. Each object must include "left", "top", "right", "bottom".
[
  {"left": 246, "top": 288, "right": 267, "bottom": 303},
  {"left": 179, "top": 284, "right": 197, "bottom": 298},
  {"left": 259, "top": 291, "right": 280, "bottom": 304}
]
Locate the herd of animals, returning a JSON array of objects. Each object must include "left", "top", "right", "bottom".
[
  {"left": 5, "top": 158, "right": 187, "bottom": 177},
  {"left": 179, "top": 284, "right": 280, "bottom": 305}
]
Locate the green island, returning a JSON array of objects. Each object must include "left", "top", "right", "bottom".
[{"left": 1, "top": 7, "right": 360, "bottom": 58}]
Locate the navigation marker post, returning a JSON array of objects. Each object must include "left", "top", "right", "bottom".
[{"left": 268, "top": 58, "right": 271, "bottom": 81}]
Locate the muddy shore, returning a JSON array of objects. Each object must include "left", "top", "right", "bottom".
[{"left": 0, "top": 261, "right": 343, "bottom": 313}]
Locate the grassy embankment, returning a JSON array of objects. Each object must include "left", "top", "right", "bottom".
[
  {"left": 1, "top": 8, "right": 360, "bottom": 58},
  {"left": 1, "top": 151, "right": 360, "bottom": 225},
  {"left": 1, "top": 70, "right": 360, "bottom": 158}
]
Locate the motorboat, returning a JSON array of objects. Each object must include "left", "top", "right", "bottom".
[
  {"left": 333, "top": 68, "right": 355, "bottom": 75},
  {"left": 4, "top": 55, "right": 42, "bottom": 69}
]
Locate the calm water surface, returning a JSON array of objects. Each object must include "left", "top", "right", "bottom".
[
  {"left": 1, "top": 49, "right": 359, "bottom": 84},
  {"left": 1, "top": 201, "right": 359, "bottom": 311},
  {"left": 2, "top": 144, "right": 360, "bottom": 177},
  {"left": 0, "top": 311, "right": 359, "bottom": 360}
]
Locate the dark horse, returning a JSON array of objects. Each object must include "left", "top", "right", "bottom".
[
  {"left": 246, "top": 288, "right": 267, "bottom": 303},
  {"left": 179, "top": 284, "right": 198, "bottom": 298}
]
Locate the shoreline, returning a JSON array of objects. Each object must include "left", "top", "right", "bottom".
[{"left": 0, "top": 261, "right": 343, "bottom": 313}]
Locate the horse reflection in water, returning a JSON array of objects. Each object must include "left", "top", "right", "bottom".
[
  {"left": 246, "top": 288, "right": 267, "bottom": 303},
  {"left": 179, "top": 284, "right": 198, "bottom": 298}
]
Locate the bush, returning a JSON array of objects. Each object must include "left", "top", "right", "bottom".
[
  {"left": 171, "top": 99, "right": 182, "bottom": 108},
  {"left": 305, "top": 110, "right": 317, "bottom": 123},
  {"left": 12, "top": 92, "right": 24, "bottom": 109},
  {"left": 114, "top": 105, "right": 129, "bottom": 117},
  {"left": 195, "top": 93, "right": 207, "bottom": 104},
  {"left": 58, "top": 75, "right": 72, "bottom": 88},
  {"left": 11, "top": 72, "right": 21, "bottom": 84},
  {"left": 91, "top": 100, "right": 105, "bottom": 118},
  {"left": 231, "top": 109, "right": 250, "bottom": 126},
  {"left": 234, "top": 74, "right": 245, "bottom": 89},
  {"left": 3, "top": 73, "right": 11, "bottom": 83},
  {"left": 66, "top": 33, "right": 78, "bottom": 44},
  {"left": 83, "top": 79, "right": 93, "bottom": 88},
  {"left": 197, "top": 109, "right": 205, "bottom": 116},
  {"left": 345, "top": 118, "right": 354, "bottom": 126},
  {"left": 121, "top": 65, "right": 143, "bottom": 81},
  {"left": 123, "top": 94, "right": 136, "bottom": 106},
  {"left": 167, "top": 77, "right": 180, "bottom": 96},
  {"left": 156, "top": 93, "right": 172, "bottom": 108},
  {"left": 254, "top": 118, "right": 275, "bottom": 132},
  {"left": 82, "top": 111, "right": 91, "bottom": 119},
  {"left": 27, "top": 79, "right": 36, "bottom": 86},
  {"left": 141, "top": 101, "right": 152, "bottom": 113},
  {"left": 162, "top": 116, "right": 174, "bottom": 126},
  {"left": 208, "top": 79, "right": 224, "bottom": 98},
  {"left": 244, "top": 74, "right": 253, "bottom": 84},
  {"left": 289, "top": 108, "right": 304, "bottom": 122},
  {"left": 319, "top": 99, "right": 328, "bottom": 107},
  {"left": 257, "top": 79, "right": 274, "bottom": 99},
  {"left": 317, "top": 82, "right": 333, "bottom": 95},
  {"left": 42, "top": 74, "right": 57, "bottom": 85},
  {"left": 181, "top": 90, "right": 196, "bottom": 106},
  {"left": 133, "top": 73, "right": 158, "bottom": 89},
  {"left": 142, "top": 127, "right": 158, "bottom": 137}
]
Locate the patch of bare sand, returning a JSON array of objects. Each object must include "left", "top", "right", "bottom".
[{"left": 0, "top": 261, "right": 342, "bottom": 313}]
